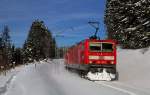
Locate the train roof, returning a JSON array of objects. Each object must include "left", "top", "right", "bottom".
[
  {"left": 85, "top": 39, "right": 117, "bottom": 43},
  {"left": 67, "top": 39, "right": 117, "bottom": 50}
]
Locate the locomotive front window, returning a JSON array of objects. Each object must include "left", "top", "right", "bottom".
[
  {"left": 89, "top": 42, "right": 101, "bottom": 52},
  {"left": 102, "top": 43, "right": 113, "bottom": 52}
]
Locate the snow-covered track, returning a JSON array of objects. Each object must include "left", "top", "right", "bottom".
[{"left": 0, "top": 74, "right": 16, "bottom": 95}]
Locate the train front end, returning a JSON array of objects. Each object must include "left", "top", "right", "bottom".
[{"left": 85, "top": 39, "right": 118, "bottom": 81}]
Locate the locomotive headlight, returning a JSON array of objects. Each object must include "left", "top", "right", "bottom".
[
  {"left": 89, "top": 61, "right": 92, "bottom": 64},
  {"left": 111, "top": 61, "right": 114, "bottom": 64},
  {"left": 104, "top": 56, "right": 114, "bottom": 60},
  {"left": 89, "top": 56, "right": 99, "bottom": 60}
]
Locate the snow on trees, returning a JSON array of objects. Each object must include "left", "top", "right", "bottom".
[
  {"left": 0, "top": 26, "right": 13, "bottom": 68},
  {"left": 105, "top": 0, "right": 150, "bottom": 49},
  {"left": 23, "top": 20, "right": 57, "bottom": 63}
]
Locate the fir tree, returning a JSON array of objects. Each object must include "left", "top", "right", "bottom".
[
  {"left": 50, "top": 38, "right": 57, "bottom": 58},
  {"left": 23, "top": 20, "right": 57, "bottom": 63},
  {"left": 105, "top": 0, "right": 150, "bottom": 49},
  {"left": 1, "top": 26, "right": 12, "bottom": 65},
  {"left": 13, "top": 48, "right": 23, "bottom": 65}
]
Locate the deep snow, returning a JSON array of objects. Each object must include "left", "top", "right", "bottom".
[
  {"left": 3, "top": 60, "right": 127, "bottom": 95},
  {"left": 0, "top": 47, "right": 150, "bottom": 95},
  {"left": 116, "top": 48, "right": 150, "bottom": 94}
]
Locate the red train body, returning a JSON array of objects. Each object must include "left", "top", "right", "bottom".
[{"left": 65, "top": 39, "right": 117, "bottom": 74}]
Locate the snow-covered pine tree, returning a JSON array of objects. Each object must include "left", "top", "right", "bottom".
[
  {"left": 50, "top": 38, "right": 57, "bottom": 58},
  {"left": 105, "top": 0, "right": 150, "bottom": 49},
  {"left": 23, "top": 20, "right": 56, "bottom": 63},
  {"left": 1, "top": 26, "right": 13, "bottom": 65}
]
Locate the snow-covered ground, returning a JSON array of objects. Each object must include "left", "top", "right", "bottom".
[
  {"left": 0, "top": 48, "right": 150, "bottom": 95},
  {"left": 0, "top": 60, "right": 127, "bottom": 95},
  {"left": 115, "top": 48, "right": 150, "bottom": 94}
]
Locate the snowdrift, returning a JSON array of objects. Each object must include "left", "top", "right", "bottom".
[{"left": 117, "top": 47, "right": 150, "bottom": 91}]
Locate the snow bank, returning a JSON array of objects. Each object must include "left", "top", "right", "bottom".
[
  {"left": 117, "top": 47, "right": 150, "bottom": 92},
  {"left": 0, "top": 65, "right": 24, "bottom": 95}
]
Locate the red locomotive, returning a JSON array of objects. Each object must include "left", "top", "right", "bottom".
[
  {"left": 64, "top": 22, "right": 118, "bottom": 80},
  {"left": 64, "top": 38, "right": 118, "bottom": 80}
]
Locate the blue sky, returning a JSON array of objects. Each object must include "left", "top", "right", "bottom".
[{"left": 0, "top": 0, "right": 106, "bottom": 47}]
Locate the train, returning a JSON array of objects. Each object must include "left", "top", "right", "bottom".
[{"left": 64, "top": 38, "right": 118, "bottom": 81}]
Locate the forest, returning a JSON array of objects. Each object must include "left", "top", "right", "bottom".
[{"left": 0, "top": 20, "right": 67, "bottom": 71}]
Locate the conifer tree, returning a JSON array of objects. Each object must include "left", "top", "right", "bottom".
[
  {"left": 13, "top": 48, "right": 23, "bottom": 65},
  {"left": 1, "top": 26, "right": 12, "bottom": 65},
  {"left": 23, "top": 20, "right": 56, "bottom": 63},
  {"left": 105, "top": 0, "right": 150, "bottom": 49}
]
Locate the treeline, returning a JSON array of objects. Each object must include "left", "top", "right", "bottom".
[
  {"left": 0, "top": 26, "right": 15, "bottom": 70},
  {"left": 0, "top": 20, "right": 67, "bottom": 71},
  {"left": 56, "top": 47, "right": 68, "bottom": 58}
]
